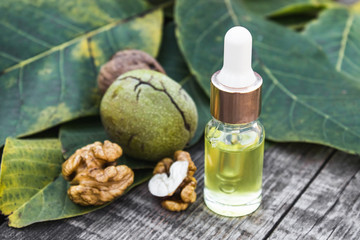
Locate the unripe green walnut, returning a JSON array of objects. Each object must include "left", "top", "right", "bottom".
[{"left": 100, "top": 69, "right": 198, "bottom": 161}]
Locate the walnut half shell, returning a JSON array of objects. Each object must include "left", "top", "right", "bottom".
[{"left": 97, "top": 49, "right": 165, "bottom": 94}]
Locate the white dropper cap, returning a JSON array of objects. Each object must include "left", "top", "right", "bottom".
[{"left": 217, "top": 26, "right": 257, "bottom": 88}]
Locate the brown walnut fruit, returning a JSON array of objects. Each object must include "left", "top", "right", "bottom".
[
  {"left": 62, "top": 140, "right": 134, "bottom": 206},
  {"left": 148, "top": 150, "right": 197, "bottom": 212},
  {"left": 97, "top": 49, "right": 165, "bottom": 94}
]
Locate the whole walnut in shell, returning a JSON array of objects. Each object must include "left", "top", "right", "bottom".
[
  {"left": 62, "top": 140, "right": 134, "bottom": 206},
  {"left": 97, "top": 49, "right": 165, "bottom": 94},
  {"left": 100, "top": 70, "right": 198, "bottom": 161}
]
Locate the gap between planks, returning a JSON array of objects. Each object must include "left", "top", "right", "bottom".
[
  {"left": 267, "top": 150, "right": 360, "bottom": 239},
  {"left": 262, "top": 149, "right": 337, "bottom": 240}
]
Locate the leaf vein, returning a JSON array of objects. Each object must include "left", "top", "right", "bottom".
[
  {"left": 261, "top": 65, "right": 360, "bottom": 139},
  {"left": 0, "top": 51, "right": 22, "bottom": 62},
  {"left": 179, "top": 75, "right": 193, "bottom": 86},
  {"left": 336, "top": 13, "right": 354, "bottom": 72},
  {"left": 60, "top": 190, "right": 68, "bottom": 216},
  {"left": 343, "top": 56, "right": 360, "bottom": 72},
  {"left": 262, "top": 82, "right": 275, "bottom": 103},
  {"left": 1, "top": 186, "right": 41, "bottom": 192},
  {"left": 5, "top": 159, "right": 62, "bottom": 166},
  {"left": 0, "top": 21, "right": 52, "bottom": 48},
  {"left": 1, "top": 172, "right": 58, "bottom": 178},
  {"left": 36, "top": 190, "right": 46, "bottom": 219},
  {"left": 59, "top": 48, "right": 65, "bottom": 101},
  {"left": 289, "top": 100, "right": 297, "bottom": 137},
  {"left": 322, "top": 117, "right": 329, "bottom": 141},
  {"left": 224, "top": 0, "right": 239, "bottom": 25},
  {"left": 13, "top": 67, "right": 24, "bottom": 137},
  {"left": 195, "top": 14, "right": 230, "bottom": 48}
]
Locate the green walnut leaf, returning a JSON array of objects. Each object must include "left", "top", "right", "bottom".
[
  {"left": 157, "top": 22, "right": 211, "bottom": 146},
  {"left": 303, "top": 7, "right": 360, "bottom": 80},
  {"left": 0, "top": 138, "right": 64, "bottom": 216},
  {"left": 0, "top": 138, "right": 152, "bottom": 228},
  {"left": 175, "top": 0, "right": 360, "bottom": 154},
  {"left": 0, "top": 0, "right": 163, "bottom": 147},
  {"left": 59, "top": 116, "right": 155, "bottom": 169},
  {"left": 241, "top": 0, "right": 332, "bottom": 17},
  {"left": 59, "top": 117, "right": 108, "bottom": 159}
]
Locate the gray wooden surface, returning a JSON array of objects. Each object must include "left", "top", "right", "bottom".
[{"left": 0, "top": 141, "right": 359, "bottom": 240}]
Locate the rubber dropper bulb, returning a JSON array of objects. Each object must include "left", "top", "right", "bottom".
[{"left": 217, "top": 26, "right": 257, "bottom": 88}]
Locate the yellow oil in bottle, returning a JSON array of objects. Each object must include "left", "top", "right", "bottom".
[
  {"left": 204, "top": 26, "right": 265, "bottom": 216},
  {"left": 204, "top": 127, "right": 264, "bottom": 217}
]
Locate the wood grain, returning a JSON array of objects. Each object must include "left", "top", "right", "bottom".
[
  {"left": 0, "top": 142, "right": 333, "bottom": 239},
  {"left": 269, "top": 151, "right": 360, "bottom": 240}
]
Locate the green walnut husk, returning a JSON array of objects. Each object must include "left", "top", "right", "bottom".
[{"left": 100, "top": 69, "right": 198, "bottom": 161}]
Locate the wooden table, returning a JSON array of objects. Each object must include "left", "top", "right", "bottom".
[
  {"left": 0, "top": 141, "right": 359, "bottom": 239},
  {"left": 1, "top": 0, "right": 359, "bottom": 236}
]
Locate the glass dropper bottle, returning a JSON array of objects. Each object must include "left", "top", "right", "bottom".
[{"left": 204, "top": 26, "right": 265, "bottom": 217}]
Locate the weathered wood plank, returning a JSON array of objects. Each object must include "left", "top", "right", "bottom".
[
  {"left": 166, "top": 144, "right": 333, "bottom": 240},
  {"left": 0, "top": 142, "right": 333, "bottom": 239},
  {"left": 268, "top": 151, "right": 360, "bottom": 240}
]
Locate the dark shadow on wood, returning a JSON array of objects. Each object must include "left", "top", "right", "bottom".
[{"left": 0, "top": 214, "right": 5, "bottom": 225}]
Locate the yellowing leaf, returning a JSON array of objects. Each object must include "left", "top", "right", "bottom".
[
  {"left": 0, "top": 138, "right": 152, "bottom": 228},
  {"left": 0, "top": 138, "right": 63, "bottom": 215},
  {"left": 0, "top": 0, "right": 163, "bottom": 146}
]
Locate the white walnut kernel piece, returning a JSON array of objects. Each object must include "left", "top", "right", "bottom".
[
  {"left": 148, "top": 161, "right": 189, "bottom": 197},
  {"left": 148, "top": 150, "right": 197, "bottom": 212}
]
